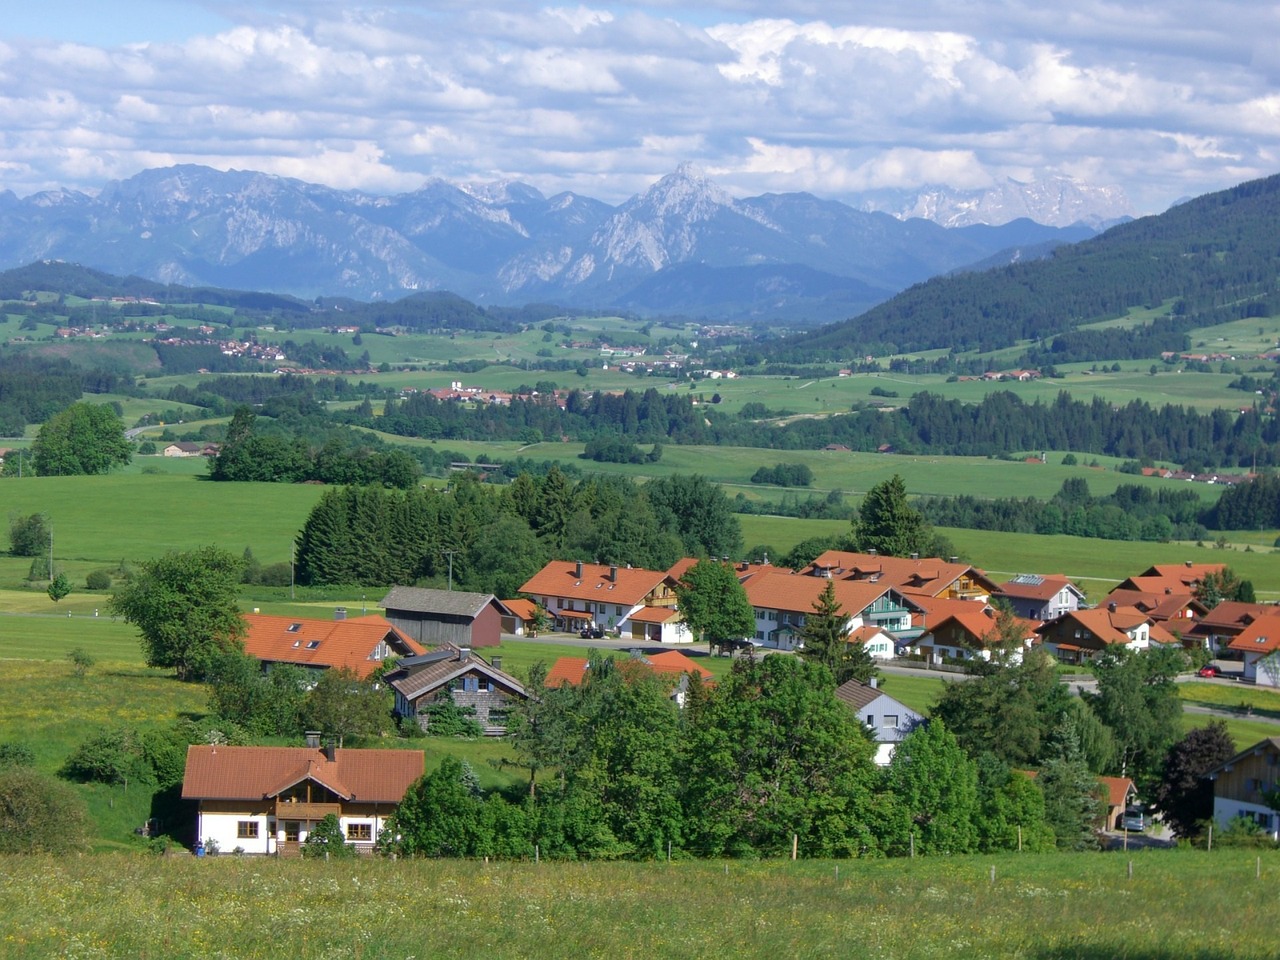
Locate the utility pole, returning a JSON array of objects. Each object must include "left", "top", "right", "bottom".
[
  {"left": 441, "top": 550, "right": 457, "bottom": 591},
  {"left": 49, "top": 523, "right": 54, "bottom": 584}
]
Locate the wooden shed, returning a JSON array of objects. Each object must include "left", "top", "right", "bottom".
[{"left": 380, "top": 586, "right": 505, "bottom": 648}]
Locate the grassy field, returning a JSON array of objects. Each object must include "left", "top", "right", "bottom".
[{"left": 0, "top": 849, "right": 1276, "bottom": 959}]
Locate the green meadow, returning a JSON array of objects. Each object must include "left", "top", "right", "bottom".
[{"left": 0, "top": 850, "right": 1276, "bottom": 959}]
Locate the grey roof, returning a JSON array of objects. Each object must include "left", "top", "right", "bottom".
[
  {"left": 387, "top": 651, "right": 528, "bottom": 702},
  {"left": 381, "top": 586, "right": 499, "bottom": 620}
]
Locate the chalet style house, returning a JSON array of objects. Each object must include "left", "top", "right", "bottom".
[
  {"left": 385, "top": 647, "right": 528, "bottom": 734},
  {"left": 519, "top": 561, "right": 686, "bottom": 639},
  {"left": 801, "top": 550, "right": 999, "bottom": 603},
  {"left": 1036, "top": 605, "right": 1178, "bottom": 664},
  {"left": 1205, "top": 737, "right": 1280, "bottom": 839},
  {"left": 910, "top": 596, "right": 1039, "bottom": 664},
  {"left": 1226, "top": 611, "right": 1280, "bottom": 687},
  {"left": 240, "top": 612, "right": 424, "bottom": 679},
  {"left": 739, "top": 568, "right": 922, "bottom": 651},
  {"left": 182, "top": 742, "right": 424, "bottom": 855}
]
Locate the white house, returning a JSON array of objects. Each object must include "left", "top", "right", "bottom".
[
  {"left": 1204, "top": 737, "right": 1280, "bottom": 840},
  {"left": 1227, "top": 612, "right": 1280, "bottom": 687},
  {"left": 740, "top": 569, "right": 919, "bottom": 651},
  {"left": 519, "top": 560, "right": 683, "bottom": 639},
  {"left": 181, "top": 742, "right": 423, "bottom": 855},
  {"left": 834, "top": 678, "right": 925, "bottom": 766}
]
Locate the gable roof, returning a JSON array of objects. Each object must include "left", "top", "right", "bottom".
[
  {"left": 543, "top": 651, "right": 712, "bottom": 688},
  {"left": 1037, "top": 606, "right": 1149, "bottom": 646},
  {"left": 1226, "top": 612, "right": 1280, "bottom": 656},
  {"left": 240, "top": 613, "right": 424, "bottom": 679},
  {"left": 519, "top": 561, "right": 672, "bottom": 607},
  {"left": 994, "top": 574, "right": 1083, "bottom": 603},
  {"left": 1115, "top": 563, "right": 1226, "bottom": 595},
  {"left": 834, "top": 678, "right": 914, "bottom": 713},
  {"left": 741, "top": 569, "right": 907, "bottom": 618},
  {"left": 385, "top": 649, "right": 528, "bottom": 703},
  {"left": 381, "top": 586, "right": 502, "bottom": 620},
  {"left": 925, "top": 603, "right": 1039, "bottom": 648},
  {"left": 181, "top": 745, "right": 424, "bottom": 803},
  {"left": 1203, "top": 737, "right": 1280, "bottom": 779},
  {"left": 1194, "top": 601, "right": 1280, "bottom": 633},
  {"left": 499, "top": 598, "right": 538, "bottom": 622},
  {"left": 1099, "top": 775, "right": 1137, "bottom": 808},
  {"left": 803, "top": 550, "right": 998, "bottom": 598},
  {"left": 1102, "top": 589, "right": 1205, "bottom": 621}
]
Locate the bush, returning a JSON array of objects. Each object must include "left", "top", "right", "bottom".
[
  {"left": 0, "top": 742, "right": 36, "bottom": 769},
  {"left": 0, "top": 767, "right": 92, "bottom": 854},
  {"left": 302, "top": 813, "right": 357, "bottom": 859},
  {"left": 85, "top": 570, "right": 112, "bottom": 590},
  {"left": 1061, "top": 453, "right": 1078, "bottom": 466},
  {"left": 417, "top": 694, "right": 483, "bottom": 738},
  {"left": 8, "top": 513, "right": 48, "bottom": 556},
  {"left": 258, "top": 562, "right": 293, "bottom": 587}
]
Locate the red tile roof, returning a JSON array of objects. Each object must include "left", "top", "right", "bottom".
[
  {"left": 544, "top": 656, "right": 590, "bottom": 687},
  {"left": 500, "top": 598, "right": 538, "bottom": 622},
  {"left": 627, "top": 605, "right": 682, "bottom": 624},
  {"left": 1227, "top": 612, "right": 1280, "bottom": 655},
  {"left": 994, "top": 575, "right": 1079, "bottom": 602},
  {"left": 804, "top": 550, "right": 996, "bottom": 597},
  {"left": 1099, "top": 775, "right": 1136, "bottom": 808},
  {"left": 642, "top": 650, "right": 714, "bottom": 680},
  {"left": 1103, "top": 589, "right": 1204, "bottom": 622},
  {"left": 520, "top": 561, "right": 673, "bottom": 607},
  {"left": 240, "top": 614, "right": 424, "bottom": 678},
  {"left": 742, "top": 569, "right": 896, "bottom": 617},
  {"left": 181, "top": 745, "right": 424, "bottom": 803},
  {"left": 543, "top": 652, "right": 712, "bottom": 687}
]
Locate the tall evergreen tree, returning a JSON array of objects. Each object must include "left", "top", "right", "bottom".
[
  {"left": 852, "top": 475, "right": 932, "bottom": 558},
  {"left": 798, "top": 580, "right": 877, "bottom": 685}
]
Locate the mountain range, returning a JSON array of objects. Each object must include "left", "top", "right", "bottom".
[{"left": 0, "top": 164, "right": 1107, "bottom": 322}]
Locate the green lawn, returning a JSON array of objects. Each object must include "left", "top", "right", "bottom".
[{"left": 1, "top": 850, "right": 1277, "bottom": 959}]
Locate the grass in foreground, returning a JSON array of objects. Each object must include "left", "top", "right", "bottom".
[{"left": 0, "top": 849, "right": 1275, "bottom": 959}]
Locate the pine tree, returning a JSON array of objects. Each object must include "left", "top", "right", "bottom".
[
  {"left": 798, "top": 580, "right": 876, "bottom": 685},
  {"left": 852, "top": 475, "right": 931, "bottom": 558}
]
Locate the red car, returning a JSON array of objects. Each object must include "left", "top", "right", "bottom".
[{"left": 1197, "top": 664, "right": 1221, "bottom": 678}]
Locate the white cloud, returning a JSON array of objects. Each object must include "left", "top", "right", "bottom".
[{"left": 0, "top": 1, "right": 1274, "bottom": 214}]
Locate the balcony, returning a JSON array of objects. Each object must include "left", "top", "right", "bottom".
[{"left": 273, "top": 800, "right": 342, "bottom": 821}]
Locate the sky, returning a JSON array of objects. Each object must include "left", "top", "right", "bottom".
[{"left": 1, "top": 1, "right": 1277, "bottom": 214}]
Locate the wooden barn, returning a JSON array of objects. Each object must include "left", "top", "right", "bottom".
[{"left": 380, "top": 586, "right": 505, "bottom": 648}]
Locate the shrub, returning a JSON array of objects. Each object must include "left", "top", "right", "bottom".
[
  {"left": 0, "top": 742, "right": 36, "bottom": 769},
  {"left": 417, "top": 694, "right": 483, "bottom": 738},
  {"left": 302, "top": 813, "right": 356, "bottom": 859},
  {"left": 0, "top": 767, "right": 92, "bottom": 854},
  {"left": 85, "top": 570, "right": 112, "bottom": 590}
]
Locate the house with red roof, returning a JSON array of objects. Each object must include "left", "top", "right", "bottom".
[
  {"left": 520, "top": 561, "right": 684, "bottom": 638},
  {"left": 802, "top": 550, "right": 998, "bottom": 602},
  {"left": 1226, "top": 611, "right": 1280, "bottom": 686},
  {"left": 1187, "top": 601, "right": 1280, "bottom": 655},
  {"left": 1036, "top": 604, "right": 1171, "bottom": 665},
  {"left": 740, "top": 568, "right": 923, "bottom": 651},
  {"left": 240, "top": 612, "right": 425, "bottom": 679},
  {"left": 544, "top": 650, "right": 713, "bottom": 706},
  {"left": 912, "top": 598, "right": 1040, "bottom": 664},
  {"left": 181, "top": 741, "right": 424, "bottom": 856}
]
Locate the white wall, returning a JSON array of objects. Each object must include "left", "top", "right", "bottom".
[{"left": 196, "top": 810, "right": 388, "bottom": 854}]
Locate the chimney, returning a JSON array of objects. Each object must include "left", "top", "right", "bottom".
[
  {"left": 610, "top": 564, "right": 618, "bottom": 583},
  {"left": 1185, "top": 560, "right": 1193, "bottom": 567},
  {"left": 324, "top": 739, "right": 337, "bottom": 762},
  {"left": 949, "top": 556, "right": 959, "bottom": 563},
  {"left": 910, "top": 552, "right": 919, "bottom": 560},
  {"left": 869, "top": 677, "right": 878, "bottom": 689},
  {"left": 491, "top": 656, "right": 502, "bottom": 672},
  {"left": 305, "top": 731, "right": 321, "bottom": 749},
  {"left": 334, "top": 607, "right": 347, "bottom": 621},
  {"left": 869, "top": 548, "right": 877, "bottom": 556},
  {"left": 575, "top": 560, "right": 583, "bottom": 578},
  {"left": 1108, "top": 602, "right": 1117, "bottom": 612}
]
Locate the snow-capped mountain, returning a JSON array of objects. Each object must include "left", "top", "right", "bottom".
[
  {"left": 855, "top": 176, "right": 1132, "bottom": 229},
  {"left": 0, "top": 164, "right": 1104, "bottom": 320}
]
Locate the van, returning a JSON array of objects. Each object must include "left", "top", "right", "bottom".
[{"left": 1121, "top": 807, "right": 1145, "bottom": 832}]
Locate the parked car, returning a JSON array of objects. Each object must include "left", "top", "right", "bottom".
[
  {"left": 579, "top": 626, "right": 604, "bottom": 639},
  {"left": 1121, "top": 807, "right": 1145, "bottom": 832},
  {"left": 1197, "top": 664, "right": 1221, "bottom": 678}
]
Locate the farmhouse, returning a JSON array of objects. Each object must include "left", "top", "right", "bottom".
[
  {"left": 519, "top": 561, "right": 682, "bottom": 637},
  {"left": 1204, "top": 737, "right": 1280, "bottom": 840},
  {"left": 385, "top": 647, "right": 527, "bottom": 735},
  {"left": 240, "top": 612, "right": 424, "bottom": 679},
  {"left": 182, "top": 741, "right": 424, "bottom": 855},
  {"left": 381, "top": 586, "right": 506, "bottom": 648}
]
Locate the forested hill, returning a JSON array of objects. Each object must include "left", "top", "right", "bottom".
[{"left": 779, "top": 173, "right": 1280, "bottom": 358}]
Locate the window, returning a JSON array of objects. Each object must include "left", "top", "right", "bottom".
[
  {"left": 287, "top": 623, "right": 302, "bottom": 633},
  {"left": 305, "top": 640, "right": 321, "bottom": 649},
  {"left": 346, "top": 822, "right": 373, "bottom": 842},
  {"left": 866, "top": 715, "right": 874, "bottom": 728},
  {"left": 237, "top": 820, "right": 259, "bottom": 839},
  {"left": 284, "top": 821, "right": 301, "bottom": 842},
  {"left": 882, "top": 715, "right": 899, "bottom": 729},
  {"left": 463, "top": 676, "right": 479, "bottom": 692}
]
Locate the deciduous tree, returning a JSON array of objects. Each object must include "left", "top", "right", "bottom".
[
  {"left": 109, "top": 545, "right": 246, "bottom": 681},
  {"left": 0, "top": 767, "right": 91, "bottom": 854},
  {"left": 1152, "top": 720, "right": 1235, "bottom": 839},
  {"left": 32, "top": 402, "right": 132, "bottom": 475},
  {"left": 674, "top": 559, "right": 754, "bottom": 654},
  {"left": 884, "top": 720, "right": 980, "bottom": 855},
  {"left": 303, "top": 667, "right": 392, "bottom": 742}
]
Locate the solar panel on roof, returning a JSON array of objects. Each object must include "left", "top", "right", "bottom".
[{"left": 1011, "top": 574, "right": 1044, "bottom": 585}]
